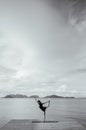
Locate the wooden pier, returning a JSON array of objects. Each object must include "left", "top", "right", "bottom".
[{"left": 0, "top": 119, "right": 85, "bottom": 130}]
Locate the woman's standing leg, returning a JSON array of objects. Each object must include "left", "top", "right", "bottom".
[{"left": 44, "top": 110, "right": 46, "bottom": 122}]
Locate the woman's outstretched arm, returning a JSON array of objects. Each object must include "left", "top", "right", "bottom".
[{"left": 34, "top": 98, "right": 38, "bottom": 103}]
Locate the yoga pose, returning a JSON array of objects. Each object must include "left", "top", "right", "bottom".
[{"left": 35, "top": 98, "right": 50, "bottom": 122}]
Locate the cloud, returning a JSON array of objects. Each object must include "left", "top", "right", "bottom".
[
  {"left": 0, "top": 0, "right": 86, "bottom": 97},
  {"left": 56, "top": 84, "right": 67, "bottom": 92},
  {"left": 66, "top": 68, "right": 86, "bottom": 77},
  {"left": 49, "top": 0, "right": 86, "bottom": 32}
]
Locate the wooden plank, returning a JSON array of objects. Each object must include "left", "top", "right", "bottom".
[{"left": 0, "top": 120, "right": 32, "bottom": 130}]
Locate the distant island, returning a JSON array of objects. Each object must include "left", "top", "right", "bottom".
[
  {"left": 29, "top": 95, "right": 39, "bottom": 98},
  {"left": 44, "top": 95, "right": 75, "bottom": 98},
  {"left": 3, "top": 94, "right": 75, "bottom": 98},
  {"left": 44, "top": 95, "right": 63, "bottom": 98},
  {"left": 4, "top": 94, "right": 28, "bottom": 98},
  {"left": 3, "top": 94, "right": 39, "bottom": 98}
]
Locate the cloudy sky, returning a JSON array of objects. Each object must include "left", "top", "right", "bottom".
[{"left": 0, "top": 0, "right": 86, "bottom": 97}]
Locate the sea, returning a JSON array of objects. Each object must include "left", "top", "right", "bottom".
[{"left": 0, "top": 98, "right": 86, "bottom": 128}]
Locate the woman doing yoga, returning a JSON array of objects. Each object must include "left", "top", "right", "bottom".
[{"left": 35, "top": 98, "right": 50, "bottom": 122}]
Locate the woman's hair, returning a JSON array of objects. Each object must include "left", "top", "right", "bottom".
[
  {"left": 37, "top": 100, "right": 42, "bottom": 105},
  {"left": 38, "top": 100, "right": 41, "bottom": 103}
]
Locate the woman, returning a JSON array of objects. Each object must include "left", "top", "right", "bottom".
[{"left": 35, "top": 98, "right": 50, "bottom": 122}]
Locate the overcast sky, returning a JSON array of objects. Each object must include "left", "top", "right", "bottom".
[{"left": 0, "top": 0, "right": 86, "bottom": 97}]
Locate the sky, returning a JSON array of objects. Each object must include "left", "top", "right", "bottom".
[{"left": 0, "top": 0, "right": 86, "bottom": 97}]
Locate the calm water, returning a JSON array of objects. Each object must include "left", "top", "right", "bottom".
[{"left": 0, "top": 98, "right": 86, "bottom": 127}]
